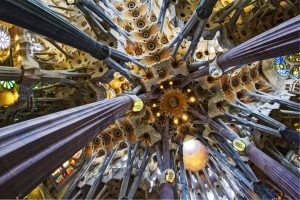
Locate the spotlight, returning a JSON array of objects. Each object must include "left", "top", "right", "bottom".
[
  {"left": 173, "top": 118, "right": 179, "bottom": 125},
  {"left": 182, "top": 114, "right": 188, "bottom": 121}
]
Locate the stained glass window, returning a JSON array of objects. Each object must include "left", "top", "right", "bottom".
[
  {"left": 285, "top": 53, "right": 300, "bottom": 63},
  {"left": 0, "top": 80, "right": 16, "bottom": 90},
  {"left": 274, "top": 56, "right": 290, "bottom": 77},
  {"left": 290, "top": 65, "right": 299, "bottom": 79},
  {"left": 50, "top": 150, "right": 83, "bottom": 190}
]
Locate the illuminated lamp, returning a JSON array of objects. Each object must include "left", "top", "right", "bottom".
[
  {"left": 173, "top": 118, "right": 179, "bottom": 125},
  {"left": 182, "top": 114, "right": 188, "bottom": 121},
  {"left": 183, "top": 136, "right": 208, "bottom": 172}
]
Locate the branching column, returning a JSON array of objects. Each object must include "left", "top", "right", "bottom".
[
  {"left": 245, "top": 143, "right": 300, "bottom": 199},
  {"left": 188, "top": 15, "right": 300, "bottom": 79},
  {"left": 217, "top": 15, "right": 300, "bottom": 69},
  {"left": 192, "top": 112, "right": 300, "bottom": 199},
  {"left": 0, "top": 0, "right": 137, "bottom": 70},
  {"left": 159, "top": 119, "right": 174, "bottom": 200},
  {"left": 0, "top": 0, "right": 103, "bottom": 59},
  {"left": 0, "top": 95, "right": 137, "bottom": 198}
]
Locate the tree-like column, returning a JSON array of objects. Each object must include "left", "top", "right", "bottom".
[{"left": 0, "top": 95, "right": 141, "bottom": 198}]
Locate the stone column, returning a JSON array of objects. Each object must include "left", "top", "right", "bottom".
[
  {"left": 188, "top": 15, "right": 300, "bottom": 79},
  {"left": 192, "top": 111, "right": 300, "bottom": 199},
  {"left": 217, "top": 15, "right": 300, "bottom": 69},
  {"left": 159, "top": 119, "right": 174, "bottom": 200},
  {"left": 0, "top": 0, "right": 136, "bottom": 64},
  {"left": 245, "top": 143, "right": 300, "bottom": 199},
  {"left": 0, "top": 95, "right": 139, "bottom": 198}
]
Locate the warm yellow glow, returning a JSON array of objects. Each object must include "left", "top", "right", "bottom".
[
  {"left": 173, "top": 118, "right": 179, "bottom": 125},
  {"left": 244, "top": 5, "right": 254, "bottom": 13},
  {"left": 152, "top": 103, "right": 157, "bottom": 108},
  {"left": 169, "top": 81, "right": 173, "bottom": 86},
  {"left": 14, "top": 35, "right": 19, "bottom": 41},
  {"left": 27, "top": 186, "right": 43, "bottom": 199},
  {"left": 70, "top": 159, "right": 76, "bottom": 165},
  {"left": 17, "top": 55, "right": 22, "bottom": 62},
  {"left": 0, "top": 20, "right": 13, "bottom": 28},
  {"left": 294, "top": 122, "right": 299, "bottom": 127},
  {"left": 182, "top": 114, "right": 188, "bottom": 121},
  {"left": 160, "top": 85, "right": 164, "bottom": 89},
  {"left": 183, "top": 138, "right": 208, "bottom": 171},
  {"left": 133, "top": 100, "right": 144, "bottom": 112},
  {"left": 156, "top": 112, "right": 161, "bottom": 117},
  {"left": 189, "top": 96, "right": 196, "bottom": 103},
  {"left": 0, "top": 90, "right": 19, "bottom": 107},
  {"left": 16, "top": 44, "right": 20, "bottom": 51},
  {"left": 13, "top": 90, "right": 19, "bottom": 100},
  {"left": 187, "top": 88, "right": 192, "bottom": 93}
]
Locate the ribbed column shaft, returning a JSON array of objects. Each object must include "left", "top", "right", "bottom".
[
  {"left": 245, "top": 144, "right": 300, "bottom": 199},
  {"left": 188, "top": 16, "right": 300, "bottom": 80},
  {"left": 192, "top": 112, "right": 300, "bottom": 198},
  {"left": 0, "top": 95, "right": 135, "bottom": 198},
  {"left": 217, "top": 15, "right": 300, "bottom": 69},
  {"left": 0, "top": 0, "right": 103, "bottom": 59},
  {"left": 159, "top": 120, "right": 174, "bottom": 200}
]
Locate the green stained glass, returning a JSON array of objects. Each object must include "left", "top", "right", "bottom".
[{"left": 0, "top": 80, "right": 16, "bottom": 90}]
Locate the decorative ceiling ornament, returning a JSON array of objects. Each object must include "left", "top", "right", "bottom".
[
  {"left": 1, "top": 1, "right": 299, "bottom": 199},
  {"left": 159, "top": 89, "right": 187, "bottom": 118},
  {"left": 0, "top": 25, "right": 10, "bottom": 50}
]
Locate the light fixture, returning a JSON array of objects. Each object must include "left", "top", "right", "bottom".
[
  {"left": 189, "top": 96, "right": 196, "bottom": 103},
  {"left": 183, "top": 137, "right": 208, "bottom": 171},
  {"left": 173, "top": 118, "right": 179, "bottom": 125},
  {"left": 182, "top": 114, "right": 188, "bottom": 121}
]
